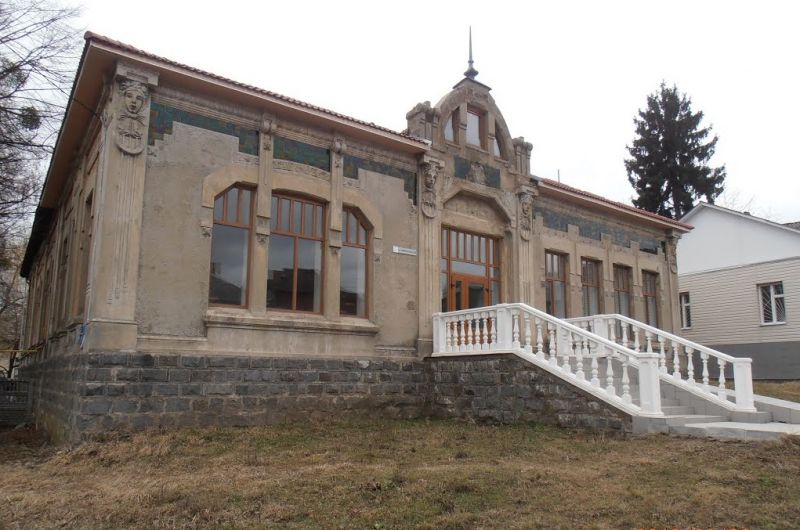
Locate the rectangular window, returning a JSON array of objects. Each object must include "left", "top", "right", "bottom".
[
  {"left": 581, "top": 258, "right": 602, "bottom": 317},
  {"left": 759, "top": 282, "right": 786, "bottom": 324},
  {"left": 75, "top": 193, "right": 93, "bottom": 317},
  {"left": 267, "top": 194, "right": 324, "bottom": 313},
  {"left": 613, "top": 265, "right": 632, "bottom": 318},
  {"left": 545, "top": 251, "right": 568, "bottom": 318},
  {"left": 340, "top": 208, "right": 368, "bottom": 317},
  {"left": 209, "top": 186, "right": 253, "bottom": 307},
  {"left": 642, "top": 271, "right": 659, "bottom": 327},
  {"left": 680, "top": 292, "right": 692, "bottom": 329},
  {"left": 444, "top": 113, "right": 455, "bottom": 142},
  {"left": 466, "top": 109, "right": 483, "bottom": 147}
]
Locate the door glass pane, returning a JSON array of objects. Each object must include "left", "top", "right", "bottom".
[
  {"left": 468, "top": 282, "right": 485, "bottom": 309},
  {"left": 296, "top": 239, "right": 322, "bottom": 312},
  {"left": 267, "top": 234, "right": 294, "bottom": 309},
  {"left": 303, "top": 203, "right": 313, "bottom": 236},
  {"left": 454, "top": 280, "right": 463, "bottom": 311},
  {"left": 209, "top": 224, "right": 248, "bottom": 305},
  {"left": 451, "top": 261, "right": 486, "bottom": 276},
  {"left": 440, "top": 273, "right": 448, "bottom": 312},
  {"left": 280, "top": 198, "right": 291, "bottom": 231},
  {"left": 292, "top": 200, "right": 302, "bottom": 234},
  {"left": 340, "top": 246, "right": 366, "bottom": 317},
  {"left": 315, "top": 205, "right": 323, "bottom": 236}
]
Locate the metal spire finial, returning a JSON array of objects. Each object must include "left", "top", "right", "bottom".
[{"left": 464, "top": 26, "right": 478, "bottom": 79}]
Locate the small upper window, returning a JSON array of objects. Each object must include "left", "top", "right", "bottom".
[
  {"left": 444, "top": 113, "right": 455, "bottom": 142},
  {"left": 466, "top": 110, "right": 482, "bottom": 147},
  {"left": 679, "top": 292, "right": 692, "bottom": 329},
  {"left": 491, "top": 136, "right": 501, "bottom": 157},
  {"left": 760, "top": 282, "right": 786, "bottom": 324}
]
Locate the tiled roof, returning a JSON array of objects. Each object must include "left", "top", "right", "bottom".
[
  {"left": 537, "top": 177, "right": 693, "bottom": 230},
  {"left": 85, "top": 32, "right": 427, "bottom": 146}
]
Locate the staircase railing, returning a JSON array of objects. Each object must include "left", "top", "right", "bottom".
[
  {"left": 432, "top": 303, "right": 663, "bottom": 417},
  {"left": 567, "top": 314, "right": 755, "bottom": 412}
]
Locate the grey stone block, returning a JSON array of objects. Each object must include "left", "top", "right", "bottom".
[
  {"left": 165, "top": 398, "right": 191, "bottom": 413},
  {"left": 154, "top": 384, "right": 179, "bottom": 396},
  {"left": 141, "top": 369, "right": 169, "bottom": 382},
  {"left": 116, "top": 368, "right": 140, "bottom": 382},
  {"left": 82, "top": 398, "right": 112, "bottom": 415},
  {"left": 180, "top": 356, "right": 207, "bottom": 369},
  {"left": 129, "top": 354, "right": 156, "bottom": 367},
  {"left": 156, "top": 355, "right": 178, "bottom": 367},
  {"left": 208, "top": 356, "right": 237, "bottom": 368},
  {"left": 112, "top": 399, "right": 139, "bottom": 414},
  {"left": 169, "top": 370, "right": 191, "bottom": 383},
  {"left": 205, "top": 383, "right": 234, "bottom": 395}
]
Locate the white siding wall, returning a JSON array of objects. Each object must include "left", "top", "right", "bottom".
[
  {"left": 678, "top": 258, "right": 800, "bottom": 345},
  {"left": 678, "top": 206, "right": 800, "bottom": 274}
]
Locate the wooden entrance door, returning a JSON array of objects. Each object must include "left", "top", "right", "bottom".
[{"left": 449, "top": 274, "right": 489, "bottom": 311}]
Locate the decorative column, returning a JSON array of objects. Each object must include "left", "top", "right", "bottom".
[
  {"left": 86, "top": 63, "right": 158, "bottom": 351},
  {"left": 416, "top": 155, "right": 444, "bottom": 355},
  {"left": 252, "top": 115, "right": 275, "bottom": 314},
  {"left": 515, "top": 183, "right": 537, "bottom": 306},
  {"left": 665, "top": 232, "right": 681, "bottom": 333},
  {"left": 324, "top": 136, "right": 346, "bottom": 319}
]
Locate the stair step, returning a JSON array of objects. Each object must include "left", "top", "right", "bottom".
[
  {"left": 677, "top": 422, "right": 800, "bottom": 441},
  {"left": 661, "top": 405, "right": 695, "bottom": 415},
  {"left": 665, "top": 415, "right": 726, "bottom": 427}
]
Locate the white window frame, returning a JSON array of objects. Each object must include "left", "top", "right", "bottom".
[
  {"left": 759, "top": 282, "right": 786, "bottom": 325},
  {"left": 679, "top": 292, "right": 691, "bottom": 329}
]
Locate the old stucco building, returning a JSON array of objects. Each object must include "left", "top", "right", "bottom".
[{"left": 19, "top": 33, "right": 692, "bottom": 440}]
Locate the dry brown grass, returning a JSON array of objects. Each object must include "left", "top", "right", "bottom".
[
  {"left": 1, "top": 419, "right": 799, "bottom": 529},
  {"left": 754, "top": 381, "right": 800, "bottom": 403}
]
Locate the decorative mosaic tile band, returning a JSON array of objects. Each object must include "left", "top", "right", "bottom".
[
  {"left": 343, "top": 155, "right": 417, "bottom": 204},
  {"left": 535, "top": 206, "right": 661, "bottom": 254},
  {"left": 148, "top": 102, "right": 259, "bottom": 155},
  {"left": 453, "top": 157, "right": 501, "bottom": 189},
  {"left": 273, "top": 136, "right": 331, "bottom": 172}
]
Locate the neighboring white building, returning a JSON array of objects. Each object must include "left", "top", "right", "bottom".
[{"left": 677, "top": 203, "right": 800, "bottom": 379}]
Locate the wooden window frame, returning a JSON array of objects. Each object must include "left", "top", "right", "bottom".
[
  {"left": 440, "top": 227, "right": 500, "bottom": 311},
  {"left": 612, "top": 264, "right": 633, "bottom": 318},
  {"left": 580, "top": 257, "right": 602, "bottom": 317},
  {"left": 642, "top": 270, "right": 659, "bottom": 327},
  {"left": 268, "top": 193, "right": 326, "bottom": 314},
  {"left": 341, "top": 207, "right": 369, "bottom": 318},
  {"left": 209, "top": 184, "right": 255, "bottom": 309},
  {"left": 679, "top": 291, "right": 692, "bottom": 329},
  {"left": 545, "top": 251, "right": 569, "bottom": 318}
]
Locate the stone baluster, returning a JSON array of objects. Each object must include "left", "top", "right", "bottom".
[
  {"left": 672, "top": 342, "right": 682, "bottom": 380},
  {"left": 512, "top": 311, "right": 521, "bottom": 349},
  {"left": 524, "top": 315, "right": 532, "bottom": 354},
  {"left": 480, "top": 312, "right": 488, "bottom": 351},
  {"left": 718, "top": 359, "right": 727, "bottom": 400},
  {"left": 701, "top": 352, "right": 710, "bottom": 391},
  {"left": 468, "top": 317, "right": 477, "bottom": 352},
  {"left": 561, "top": 329, "right": 572, "bottom": 373},
  {"left": 621, "top": 357, "right": 631, "bottom": 404},
  {"left": 605, "top": 348, "right": 616, "bottom": 396},
  {"left": 535, "top": 318, "right": 544, "bottom": 359},
  {"left": 621, "top": 324, "right": 629, "bottom": 349},
  {"left": 686, "top": 347, "right": 694, "bottom": 384},
  {"left": 590, "top": 341, "right": 600, "bottom": 386},
  {"left": 645, "top": 330, "right": 652, "bottom": 354},
  {"left": 458, "top": 318, "right": 466, "bottom": 352},
  {"left": 658, "top": 337, "right": 667, "bottom": 374},
  {"left": 490, "top": 313, "right": 498, "bottom": 349},
  {"left": 445, "top": 318, "right": 453, "bottom": 352},
  {"left": 608, "top": 320, "right": 617, "bottom": 344},
  {"left": 548, "top": 323, "right": 557, "bottom": 366},
  {"left": 574, "top": 333, "right": 585, "bottom": 380},
  {"left": 633, "top": 328, "right": 641, "bottom": 353}
]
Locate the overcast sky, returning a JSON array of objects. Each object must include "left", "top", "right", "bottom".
[{"left": 79, "top": 0, "right": 799, "bottom": 222}]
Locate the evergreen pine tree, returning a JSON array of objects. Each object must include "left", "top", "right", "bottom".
[{"left": 625, "top": 82, "right": 726, "bottom": 219}]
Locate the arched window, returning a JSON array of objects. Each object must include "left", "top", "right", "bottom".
[
  {"left": 444, "top": 110, "right": 457, "bottom": 143},
  {"left": 340, "top": 208, "right": 368, "bottom": 317},
  {"left": 209, "top": 185, "right": 253, "bottom": 306},
  {"left": 267, "top": 194, "right": 324, "bottom": 312}
]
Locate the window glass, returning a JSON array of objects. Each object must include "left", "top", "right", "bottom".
[
  {"left": 303, "top": 203, "right": 313, "bottom": 236},
  {"left": 214, "top": 196, "right": 224, "bottom": 222},
  {"left": 270, "top": 196, "right": 277, "bottom": 230},
  {"left": 341, "top": 246, "right": 366, "bottom": 317},
  {"left": 760, "top": 282, "right": 786, "bottom": 324},
  {"left": 545, "top": 251, "right": 567, "bottom": 318},
  {"left": 444, "top": 115, "right": 455, "bottom": 142},
  {"left": 680, "top": 292, "right": 692, "bottom": 328},
  {"left": 613, "top": 265, "right": 632, "bottom": 318},
  {"left": 642, "top": 271, "right": 659, "bottom": 327},
  {"left": 226, "top": 188, "right": 238, "bottom": 223},
  {"left": 292, "top": 200, "right": 302, "bottom": 233},
  {"left": 240, "top": 190, "right": 251, "bottom": 224},
  {"left": 296, "top": 239, "right": 322, "bottom": 312},
  {"left": 209, "top": 224, "right": 248, "bottom": 305},
  {"left": 492, "top": 136, "right": 501, "bottom": 157},
  {"left": 266, "top": 234, "right": 294, "bottom": 310},
  {"left": 280, "top": 198, "right": 290, "bottom": 231},
  {"left": 466, "top": 110, "right": 481, "bottom": 146},
  {"left": 581, "top": 259, "right": 601, "bottom": 317}
]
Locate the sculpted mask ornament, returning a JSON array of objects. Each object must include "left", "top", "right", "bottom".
[
  {"left": 115, "top": 80, "right": 148, "bottom": 155},
  {"left": 420, "top": 160, "right": 442, "bottom": 219},
  {"left": 466, "top": 161, "right": 486, "bottom": 186},
  {"left": 666, "top": 238, "right": 678, "bottom": 274},
  {"left": 332, "top": 137, "right": 346, "bottom": 168},
  {"left": 518, "top": 191, "right": 534, "bottom": 240}
]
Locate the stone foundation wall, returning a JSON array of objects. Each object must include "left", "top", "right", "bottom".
[{"left": 20, "top": 351, "right": 631, "bottom": 442}]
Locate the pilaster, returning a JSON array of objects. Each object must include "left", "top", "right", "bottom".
[
  {"left": 417, "top": 155, "right": 444, "bottom": 355},
  {"left": 85, "top": 63, "right": 158, "bottom": 351},
  {"left": 252, "top": 116, "right": 275, "bottom": 314},
  {"left": 324, "top": 136, "right": 346, "bottom": 319}
]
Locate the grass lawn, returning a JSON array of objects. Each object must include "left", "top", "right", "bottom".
[
  {"left": 754, "top": 381, "right": 800, "bottom": 403},
  {"left": 1, "top": 419, "right": 798, "bottom": 529}
]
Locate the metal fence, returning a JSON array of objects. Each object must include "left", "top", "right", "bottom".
[{"left": 0, "top": 379, "right": 32, "bottom": 427}]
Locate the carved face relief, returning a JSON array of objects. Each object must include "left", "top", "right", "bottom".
[
  {"left": 124, "top": 88, "right": 145, "bottom": 114},
  {"left": 115, "top": 80, "right": 149, "bottom": 156},
  {"left": 466, "top": 162, "right": 486, "bottom": 186},
  {"left": 420, "top": 160, "right": 441, "bottom": 219},
  {"left": 518, "top": 191, "right": 534, "bottom": 239}
]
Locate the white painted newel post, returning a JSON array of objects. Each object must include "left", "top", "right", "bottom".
[
  {"left": 732, "top": 359, "right": 756, "bottom": 411},
  {"left": 495, "top": 304, "right": 513, "bottom": 350},
  {"left": 432, "top": 313, "right": 445, "bottom": 354},
  {"left": 637, "top": 353, "right": 663, "bottom": 415}
]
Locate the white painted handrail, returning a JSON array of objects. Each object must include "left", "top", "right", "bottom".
[
  {"left": 433, "top": 303, "right": 663, "bottom": 417},
  {"left": 567, "top": 314, "right": 755, "bottom": 412}
]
